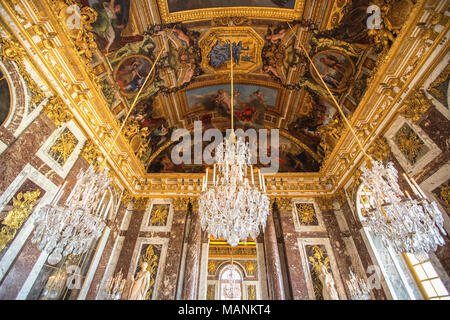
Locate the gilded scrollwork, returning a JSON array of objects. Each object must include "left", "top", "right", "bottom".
[
  {"left": 0, "top": 190, "right": 41, "bottom": 253},
  {"left": 49, "top": 128, "right": 79, "bottom": 165},
  {"left": 398, "top": 88, "right": 433, "bottom": 122},
  {"left": 173, "top": 197, "right": 190, "bottom": 211},
  {"left": 42, "top": 96, "right": 73, "bottom": 127},
  {"left": 366, "top": 136, "right": 391, "bottom": 162},
  {"left": 295, "top": 203, "right": 318, "bottom": 225},
  {"left": 80, "top": 138, "right": 103, "bottom": 167}
]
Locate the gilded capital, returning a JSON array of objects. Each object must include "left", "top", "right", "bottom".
[
  {"left": 398, "top": 89, "right": 433, "bottom": 122},
  {"left": 367, "top": 136, "right": 391, "bottom": 162},
  {"left": 173, "top": 197, "right": 190, "bottom": 211}
]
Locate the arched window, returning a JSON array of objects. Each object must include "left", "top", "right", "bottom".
[
  {"left": 356, "top": 184, "right": 449, "bottom": 300},
  {"left": 219, "top": 264, "right": 243, "bottom": 300}
]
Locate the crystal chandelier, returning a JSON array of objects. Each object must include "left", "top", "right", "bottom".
[
  {"left": 32, "top": 44, "right": 166, "bottom": 265},
  {"left": 41, "top": 268, "right": 67, "bottom": 300},
  {"left": 198, "top": 40, "right": 270, "bottom": 247},
  {"left": 199, "top": 136, "right": 270, "bottom": 246},
  {"left": 32, "top": 165, "right": 111, "bottom": 265},
  {"left": 104, "top": 269, "right": 126, "bottom": 300},
  {"left": 285, "top": 22, "right": 447, "bottom": 255},
  {"left": 345, "top": 268, "right": 370, "bottom": 300},
  {"left": 359, "top": 161, "right": 446, "bottom": 255}
]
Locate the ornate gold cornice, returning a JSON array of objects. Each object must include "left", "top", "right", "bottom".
[{"left": 156, "top": 0, "right": 305, "bottom": 24}]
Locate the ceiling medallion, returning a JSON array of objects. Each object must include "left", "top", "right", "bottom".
[{"left": 200, "top": 27, "right": 264, "bottom": 75}]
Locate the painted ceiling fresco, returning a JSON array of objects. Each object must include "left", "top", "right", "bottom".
[
  {"left": 166, "top": 0, "right": 296, "bottom": 12},
  {"left": 76, "top": 0, "right": 411, "bottom": 174}
]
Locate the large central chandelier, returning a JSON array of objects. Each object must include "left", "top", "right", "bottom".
[
  {"left": 32, "top": 165, "right": 110, "bottom": 265},
  {"left": 198, "top": 135, "right": 270, "bottom": 246},
  {"left": 198, "top": 41, "right": 270, "bottom": 247},
  {"left": 285, "top": 23, "right": 446, "bottom": 255}
]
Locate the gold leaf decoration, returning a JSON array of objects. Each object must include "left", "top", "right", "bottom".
[
  {"left": 173, "top": 197, "right": 189, "bottom": 211},
  {"left": 42, "top": 96, "right": 73, "bottom": 127},
  {"left": 139, "top": 244, "right": 159, "bottom": 300},
  {"left": 308, "top": 245, "right": 331, "bottom": 300},
  {"left": 248, "top": 285, "right": 256, "bottom": 300},
  {"left": 0, "top": 190, "right": 40, "bottom": 253},
  {"left": 80, "top": 139, "right": 103, "bottom": 168},
  {"left": 133, "top": 197, "right": 149, "bottom": 210},
  {"left": 367, "top": 136, "right": 391, "bottom": 162},
  {"left": 149, "top": 204, "right": 169, "bottom": 226},
  {"left": 296, "top": 203, "right": 318, "bottom": 225},
  {"left": 398, "top": 89, "right": 433, "bottom": 122},
  {"left": 394, "top": 124, "right": 427, "bottom": 164},
  {"left": 48, "top": 128, "right": 78, "bottom": 165}
]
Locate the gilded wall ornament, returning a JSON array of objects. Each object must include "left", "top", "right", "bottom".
[
  {"left": 138, "top": 244, "right": 159, "bottom": 300},
  {"left": 149, "top": 204, "right": 169, "bottom": 226},
  {"left": 316, "top": 197, "right": 333, "bottom": 211},
  {"left": 296, "top": 203, "right": 318, "bottom": 225},
  {"left": 275, "top": 198, "right": 292, "bottom": 211},
  {"left": 207, "top": 284, "right": 215, "bottom": 300},
  {"left": 428, "top": 63, "right": 449, "bottom": 106},
  {"left": 244, "top": 261, "right": 257, "bottom": 276},
  {"left": 367, "top": 136, "right": 391, "bottom": 162},
  {"left": 393, "top": 123, "right": 428, "bottom": 165},
  {"left": 48, "top": 128, "right": 79, "bottom": 165},
  {"left": 247, "top": 285, "right": 256, "bottom": 300},
  {"left": 133, "top": 197, "right": 149, "bottom": 210},
  {"left": 307, "top": 245, "right": 331, "bottom": 300},
  {"left": 0, "top": 190, "right": 40, "bottom": 253},
  {"left": 398, "top": 89, "right": 433, "bottom": 122},
  {"left": 208, "top": 260, "right": 219, "bottom": 275},
  {"left": 173, "top": 197, "right": 190, "bottom": 211},
  {"left": 439, "top": 186, "right": 449, "bottom": 208},
  {"left": 42, "top": 96, "right": 73, "bottom": 127},
  {"left": 80, "top": 139, "right": 103, "bottom": 167}
]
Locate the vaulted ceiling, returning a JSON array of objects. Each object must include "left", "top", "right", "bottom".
[
  {"left": 83, "top": 0, "right": 386, "bottom": 175},
  {"left": 3, "top": 0, "right": 430, "bottom": 196}
]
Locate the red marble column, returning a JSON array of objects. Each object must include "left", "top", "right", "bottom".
[
  {"left": 264, "top": 213, "right": 285, "bottom": 300},
  {"left": 85, "top": 201, "right": 128, "bottom": 300},
  {"left": 181, "top": 207, "right": 201, "bottom": 300}
]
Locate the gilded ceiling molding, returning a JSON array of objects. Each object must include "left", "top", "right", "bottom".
[
  {"left": 156, "top": 0, "right": 305, "bottom": 24},
  {"left": 320, "top": 0, "right": 447, "bottom": 193},
  {"left": 324, "top": 0, "right": 350, "bottom": 31},
  {"left": 398, "top": 88, "right": 434, "bottom": 122}
]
